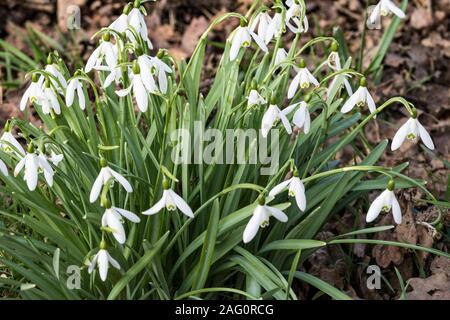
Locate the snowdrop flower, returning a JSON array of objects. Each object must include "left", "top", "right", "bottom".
[
  {"left": 20, "top": 74, "right": 43, "bottom": 111},
  {"left": 90, "top": 158, "right": 133, "bottom": 203},
  {"left": 243, "top": 197, "right": 288, "bottom": 243},
  {"left": 14, "top": 146, "right": 39, "bottom": 191},
  {"left": 274, "top": 47, "right": 288, "bottom": 67},
  {"left": 250, "top": 10, "right": 272, "bottom": 41},
  {"left": 341, "top": 77, "right": 376, "bottom": 114},
  {"left": 143, "top": 180, "right": 194, "bottom": 218},
  {"left": 88, "top": 244, "right": 120, "bottom": 282},
  {"left": 366, "top": 180, "right": 402, "bottom": 224},
  {"left": 37, "top": 152, "right": 55, "bottom": 187},
  {"left": 66, "top": 77, "right": 86, "bottom": 110},
  {"left": 0, "top": 160, "right": 7, "bottom": 176},
  {"left": 327, "top": 44, "right": 353, "bottom": 96},
  {"left": 247, "top": 89, "right": 266, "bottom": 109},
  {"left": 287, "top": 60, "right": 319, "bottom": 99},
  {"left": 116, "top": 60, "right": 151, "bottom": 112},
  {"left": 109, "top": 4, "right": 131, "bottom": 34},
  {"left": 369, "top": 0, "right": 405, "bottom": 25},
  {"left": 261, "top": 101, "right": 296, "bottom": 138},
  {"left": 128, "top": 5, "right": 153, "bottom": 50},
  {"left": 285, "top": 0, "right": 309, "bottom": 34},
  {"left": 229, "top": 20, "right": 268, "bottom": 61},
  {"left": 1, "top": 126, "right": 25, "bottom": 156},
  {"left": 265, "top": 9, "right": 284, "bottom": 44},
  {"left": 101, "top": 201, "right": 141, "bottom": 244},
  {"left": 85, "top": 33, "right": 118, "bottom": 73},
  {"left": 95, "top": 65, "right": 123, "bottom": 89},
  {"left": 290, "top": 100, "right": 311, "bottom": 134},
  {"left": 137, "top": 52, "right": 172, "bottom": 94},
  {"left": 391, "top": 113, "right": 434, "bottom": 151},
  {"left": 41, "top": 62, "right": 67, "bottom": 92},
  {"left": 269, "top": 171, "right": 306, "bottom": 211},
  {"left": 14, "top": 144, "right": 54, "bottom": 191},
  {"left": 48, "top": 150, "right": 64, "bottom": 166},
  {"left": 38, "top": 80, "right": 61, "bottom": 115}
]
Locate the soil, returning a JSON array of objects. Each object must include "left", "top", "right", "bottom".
[{"left": 0, "top": 0, "right": 449, "bottom": 300}]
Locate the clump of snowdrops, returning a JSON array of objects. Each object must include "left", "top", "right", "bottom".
[{"left": 0, "top": 0, "right": 447, "bottom": 300}]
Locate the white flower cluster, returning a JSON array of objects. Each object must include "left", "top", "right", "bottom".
[{"left": 0, "top": 0, "right": 436, "bottom": 282}]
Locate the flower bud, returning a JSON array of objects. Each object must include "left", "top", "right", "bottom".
[
  {"left": 132, "top": 60, "right": 140, "bottom": 74},
  {"left": 257, "top": 195, "right": 266, "bottom": 206},
  {"left": 102, "top": 32, "right": 111, "bottom": 42}
]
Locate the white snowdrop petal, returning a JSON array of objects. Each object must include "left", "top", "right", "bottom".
[
  {"left": 417, "top": 120, "right": 435, "bottom": 150},
  {"left": 341, "top": 88, "right": 362, "bottom": 113},
  {"left": 391, "top": 119, "right": 410, "bottom": 151},
  {"left": 106, "top": 212, "right": 126, "bottom": 244},
  {"left": 114, "top": 207, "right": 141, "bottom": 223},
  {"left": 89, "top": 170, "right": 105, "bottom": 203},
  {"left": 366, "top": 192, "right": 384, "bottom": 222},
  {"left": 243, "top": 211, "right": 262, "bottom": 243},
  {"left": 385, "top": 0, "right": 406, "bottom": 19},
  {"left": 169, "top": 189, "right": 194, "bottom": 218},
  {"left": 230, "top": 28, "right": 243, "bottom": 61},
  {"left": 133, "top": 75, "right": 149, "bottom": 112},
  {"left": 97, "top": 250, "right": 109, "bottom": 281},
  {"left": 107, "top": 252, "right": 121, "bottom": 270},
  {"left": 88, "top": 254, "right": 98, "bottom": 274},
  {"left": 0, "top": 160, "right": 8, "bottom": 176},
  {"left": 391, "top": 194, "right": 402, "bottom": 224},
  {"left": 66, "top": 80, "right": 76, "bottom": 107},
  {"left": 108, "top": 168, "right": 133, "bottom": 193},
  {"left": 269, "top": 179, "right": 292, "bottom": 197},
  {"left": 266, "top": 206, "right": 288, "bottom": 223},
  {"left": 142, "top": 194, "right": 166, "bottom": 215}
]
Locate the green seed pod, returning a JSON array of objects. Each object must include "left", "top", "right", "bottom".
[
  {"left": 102, "top": 32, "right": 111, "bottom": 42},
  {"left": 162, "top": 179, "right": 170, "bottom": 190},
  {"left": 100, "top": 157, "right": 107, "bottom": 168},
  {"left": 330, "top": 41, "right": 339, "bottom": 52},
  {"left": 257, "top": 195, "right": 266, "bottom": 206},
  {"left": 299, "top": 59, "right": 306, "bottom": 69},
  {"left": 359, "top": 77, "right": 367, "bottom": 87},
  {"left": 31, "top": 73, "right": 39, "bottom": 83},
  {"left": 132, "top": 60, "right": 140, "bottom": 74},
  {"left": 387, "top": 179, "right": 395, "bottom": 191}
]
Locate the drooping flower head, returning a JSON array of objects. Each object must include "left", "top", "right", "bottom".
[
  {"left": 85, "top": 32, "right": 118, "bottom": 73},
  {"left": 327, "top": 42, "right": 353, "bottom": 96},
  {"left": 261, "top": 96, "right": 297, "bottom": 138},
  {"left": 88, "top": 241, "right": 120, "bottom": 282},
  {"left": 366, "top": 180, "right": 402, "bottom": 224},
  {"left": 143, "top": 180, "right": 194, "bottom": 218},
  {"left": 341, "top": 77, "right": 376, "bottom": 114},
  {"left": 391, "top": 111, "right": 435, "bottom": 151},
  {"left": 90, "top": 157, "right": 133, "bottom": 203},
  {"left": 269, "top": 169, "right": 307, "bottom": 211},
  {"left": 285, "top": 0, "right": 309, "bottom": 34},
  {"left": 229, "top": 18, "right": 268, "bottom": 61},
  {"left": 369, "top": 0, "right": 406, "bottom": 26},
  {"left": 287, "top": 59, "right": 319, "bottom": 99},
  {"left": 243, "top": 196, "right": 288, "bottom": 243},
  {"left": 20, "top": 73, "right": 43, "bottom": 112},
  {"left": 115, "top": 60, "right": 151, "bottom": 112},
  {"left": 101, "top": 199, "right": 141, "bottom": 245}
]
